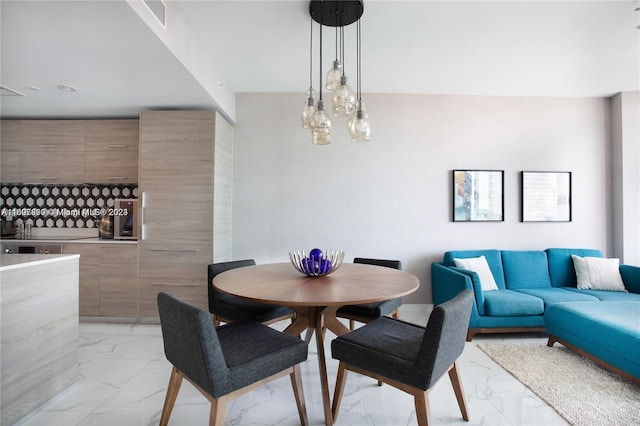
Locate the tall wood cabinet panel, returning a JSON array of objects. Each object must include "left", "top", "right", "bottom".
[
  {"left": 84, "top": 120, "right": 139, "bottom": 183},
  {"left": 0, "top": 120, "right": 21, "bottom": 182},
  {"left": 138, "top": 110, "right": 231, "bottom": 316}
]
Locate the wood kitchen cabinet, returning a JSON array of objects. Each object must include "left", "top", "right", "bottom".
[
  {"left": 84, "top": 119, "right": 139, "bottom": 183},
  {"left": 137, "top": 110, "right": 232, "bottom": 317},
  {"left": 62, "top": 243, "right": 100, "bottom": 316},
  {"left": 99, "top": 245, "right": 138, "bottom": 316},
  {"left": 19, "top": 120, "right": 85, "bottom": 183},
  {"left": 62, "top": 243, "right": 138, "bottom": 317},
  {"left": 2, "top": 119, "right": 139, "bottom": 184},
  {"left": 0, "top": 120, "right": 21, "bottom": 182}
]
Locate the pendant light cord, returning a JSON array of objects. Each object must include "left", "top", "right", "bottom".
[
  {"left": 334, "top": 26, "right": 339, "bottom": 62},
  {"left": 357, "top": 18, "right": 361, "bottom": 103},
  {"left": 319, "top": 1, "right": 323, "bottom": 101},
  {"left": 340, "top": 26, "right": 345, "bottom": 76},
  {"left": 309, "top": 16, "right": 313, "bottom": 92}
]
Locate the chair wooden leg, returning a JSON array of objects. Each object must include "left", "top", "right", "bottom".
[
  {"left": 212, "top": 314, "right": 221, "bottom": 327},
  {"left": 303, "top": 328, "right": 314, "bottom": 344},
  {"left": 349, "top": 319, "right": 355, "bottom": 330},
  {"left": 209, "top": 396, "right": 227, "bottom": 426},
  {"left": 160, "top": 366, "right": 183, "bottom": 426},
  {"left": 413, "top": 390, "right": 431, "bottom": 426},
  {"left": 290, "top": 364, "right": 309, "bottom": 426},
  {"left": 448, "top": 362, "right": 469, "bottom": 421},
  {"left": 332, "top": 362, "right": 348, "bottom": 422}
]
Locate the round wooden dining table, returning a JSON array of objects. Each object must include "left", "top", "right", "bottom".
[{"left": 213, "top": 262, "right": 420, "bottom": 426}]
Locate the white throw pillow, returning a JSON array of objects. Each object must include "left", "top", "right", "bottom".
[
  {"left": 453, "top": 255, "right": 499, "bottom": 291},
  {"left": 571, "top": 255, "right": 626, "bottom": 291}
]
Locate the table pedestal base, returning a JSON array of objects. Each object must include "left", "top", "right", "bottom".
[{"left": 284, "top": 306, "right": 350, "bottom": 426}]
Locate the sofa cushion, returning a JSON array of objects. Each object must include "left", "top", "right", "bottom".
[
  {"left": 483, "top": 290, "right": 544, "bottom": 316},
  {"left": 546, "top": 248, "right": 603, "bottom": 288},
  {"left": 443, "top": 250, "right": 505, "bottom": 289},
  {"left": 502, "top": 251, "right": 551, "bottom": 289},
  {"left": 514, "top": 288, "right": 599, "bottom": 306},
  {"left": 571, "top": 255, "right": 626, "bottom": 291},
  {"left": 563, "top": 288, "right": 640, "bottom": 302},
  {"left": 453, "top": 256, "right": 499, "bottom": 291}
]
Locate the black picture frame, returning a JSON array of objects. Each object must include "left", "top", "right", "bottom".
[
  {"left": 521, "top": 171, "right": 572, "bottom": 222},
  {"left": 453, "top": 170, "right": 504, "bottom": 222}
]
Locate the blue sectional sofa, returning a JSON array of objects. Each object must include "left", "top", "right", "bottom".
[
  {"left": 431, "top": 248, "right": 640, "bottom": 341},
  {"left": 545, "top": 301, "right": 640, "bottom": 384}
]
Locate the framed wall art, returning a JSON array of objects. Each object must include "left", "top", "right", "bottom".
[
  {"left": 521, "top": 171, "right": 572, "bottom": 222},
  {"left": 453, "top": 170, "right": 504, "bottom": 222}
]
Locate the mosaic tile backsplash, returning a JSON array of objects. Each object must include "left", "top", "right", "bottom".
[{"left": 0, "top": 184, "right": 138, "bottom": 228}]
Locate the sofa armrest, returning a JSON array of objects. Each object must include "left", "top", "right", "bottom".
[
  {"left": 431, "top": 263, "right": 485, "bottom": 315},
  {"left": 620, "top": 264, "right": 640, "bottom": 294}
]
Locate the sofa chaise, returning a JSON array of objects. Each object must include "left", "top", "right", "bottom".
[
  {"left": 431, "top": 248, "right": 640, "bottom": 341},
  {"left": 545, "top": 301, "right": 640, "bottom": 384}
]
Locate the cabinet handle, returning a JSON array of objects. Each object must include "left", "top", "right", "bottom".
[
  {"left": 141, "top": 192, "right": 146, "bottom": 241},
  {"left": 39, "top": 176, "right": 59, "bottom": 180},
  {"left": 107, "top": 144, "right": 128, "bottom": 148},
  {"left": 107, "top": 177, "right": 127, "bottom": 180},
  {"left": 39, "top": 144, "right": 60, "bottom": 148},
  {"left": 150, "top": 281, "right": 199, "bottom": 286},
  {"left": 150, "top": 248, "right": 200, "bottom": 252}
]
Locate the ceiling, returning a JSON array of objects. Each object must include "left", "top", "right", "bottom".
[{"left": 1, "top": 0, "right": 639, "bottom": 121}]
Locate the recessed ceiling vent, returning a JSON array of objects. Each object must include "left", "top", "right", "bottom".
[
  {"left": 0, "top": 85, "right": 26, "bottom": 97},
  {"left": 143, "top": 0, "right": 166, "bottom": 29}
]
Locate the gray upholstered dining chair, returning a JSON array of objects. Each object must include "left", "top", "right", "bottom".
[
  {"left": 336, "top": 257, "right": 403, "bottom": 330},
  {"left": 157, "top": 292, "right": 309, "bottom": 426},
  {"left": 331, "top": 289, "right": 474, "bottom": 426},
  {"left": 208, "top": 259, "right": 294, "bottom": 326}
]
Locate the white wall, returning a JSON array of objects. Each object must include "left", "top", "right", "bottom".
[{"left": 232, "top": 93, "right": 612, "bottom": 303}]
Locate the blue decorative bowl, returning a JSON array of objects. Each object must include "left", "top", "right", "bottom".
[{"left": 289, "top": 249, "right": 345, "bottom": 277}]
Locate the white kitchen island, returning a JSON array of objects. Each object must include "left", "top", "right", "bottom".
[{"left": 0, "top": 254, "right": 80, "bottom": 425}]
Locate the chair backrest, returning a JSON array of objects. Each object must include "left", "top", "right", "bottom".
[
  {"left": 415, "top": 289, "right": 473, "bottom": 389},
  {"left": 157, "top": 292, "right": 232, "bottom": 398},
  {"left": 353, "top": 257, "right": 401, "bottom": 270},
  {"left": 207, "top": 259, "right": 256, "bottom": 313}
]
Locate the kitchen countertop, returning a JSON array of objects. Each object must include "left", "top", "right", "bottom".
[
  {"left": 0, "top": 237, "right": 137, "bottom": 244},
  {"left": 0, "top": 253, "right": 80, "bottom": 271},
  {"left": 1, "top": 227, "right": 137, "bottom": 244}
]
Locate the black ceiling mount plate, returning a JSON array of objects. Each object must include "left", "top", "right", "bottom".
[{"left": 309, "top": 1, "right": 364, "bottom": 27}]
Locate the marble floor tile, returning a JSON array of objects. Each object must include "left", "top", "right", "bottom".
[{"left": 14, "top": 306, "right": 569, "bottom": 426}]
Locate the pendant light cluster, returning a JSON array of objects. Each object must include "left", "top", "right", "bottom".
[{"left": 301, "top": 0, "right": 370, "bottom": 144}]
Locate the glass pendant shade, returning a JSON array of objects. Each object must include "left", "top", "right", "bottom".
[
  {"left": 332, "top": 75, "right": 356, "bottom": 117},
  {"left": 310, "top": 100, "right": 332, "bottom": 145},
  {"left": 348, "top": 102, "right": 370, "bottom": 142},
  {"left": 301, "top": 88, "right": 316, "bottom": 129},
  {"left": 326, "top": 60, "right": 342, "bottom": 92}
]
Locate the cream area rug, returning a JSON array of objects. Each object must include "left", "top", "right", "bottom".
[{"left": 478, "top": 343, "right": 640, "bottom": 426}]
